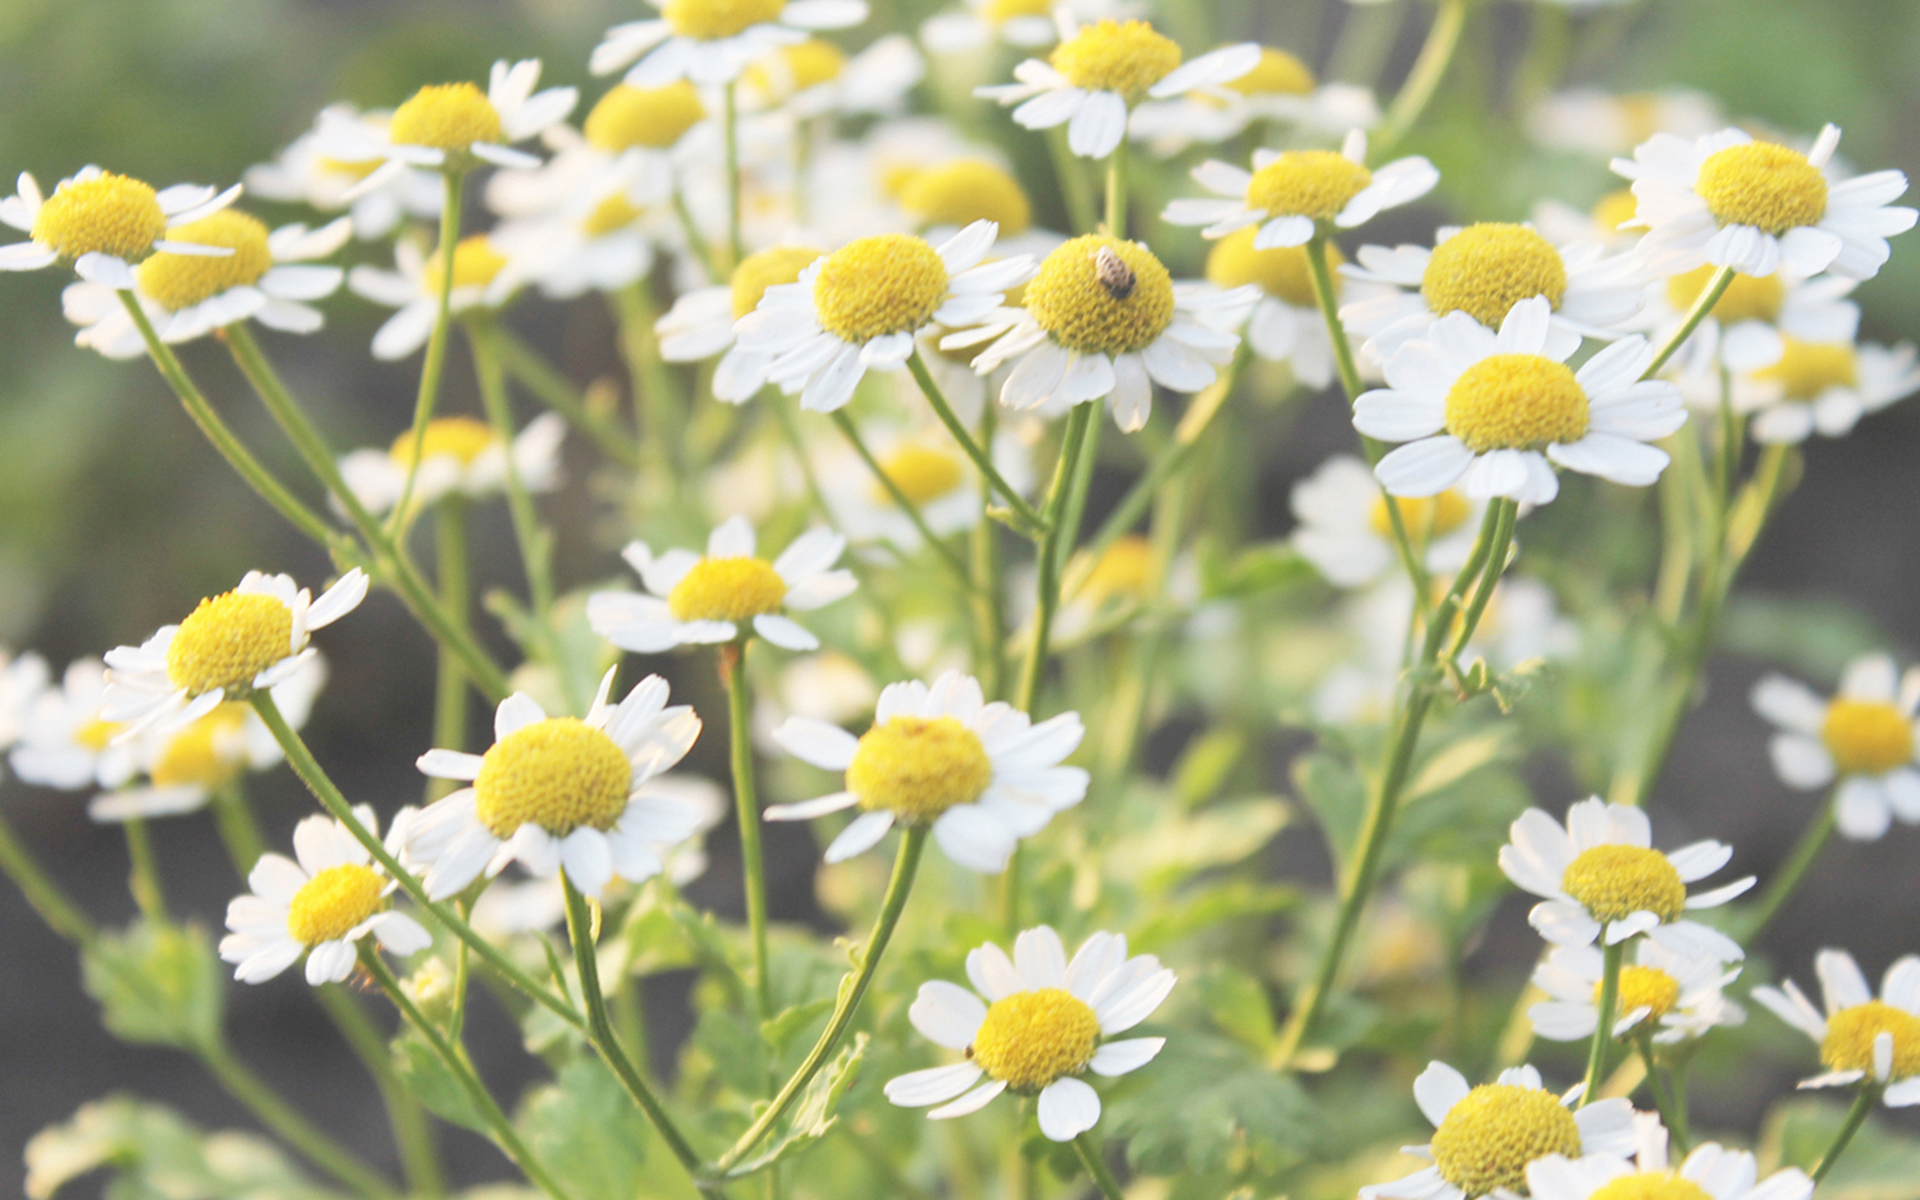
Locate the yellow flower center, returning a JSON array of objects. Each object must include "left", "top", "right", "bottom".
[
  {"left": 1560, "top": 844, "right": 1686, "bottom": 924},
  {"left": 319, "top": 155, "right": 385, "bottom": 182},
  {"left": 1370, "top": 491, "right": 1472, "bottom": 541},
  {"left": 1226, "top": 47, "right": 1315, "bottom": 96},
  {"left": 812, "top": 234, "right": 951, "bottom": 343},
  {"left": 150, "top": 703, "right": 250, "bottom": 789},
  {"left": 1048, "top": 19, "right": 1182, "bottom": 102},
  {"left": 967, "top": 987, "right": 1102, "bottom": 1090},
  {"left": 1082, "top": 535, "right": 1155, "bottom": 605},
  {"left": 473, "top": 717, "right": 633, "bottom": 839},
  {"left": 1753, "top": 338, "right": 1857, "bottom": 402},
  {"left": 1822, "top": 1001, "right": 1920, "bottom": 1079},
  {"left": 872, "top": 444, "right": 966, "bottom": 506},
  {"left": 663, "top": 0, "right": 786, "bottom": 39},
  {"left": 75, "top": 717, "right": 123, "bottom": 752},
  {"left": 731, "top": 245, "right": 822, "bottom": 318},
  {"left": 1591, "top": 189, "right": 1640, "bottom": 236},
  {"left": 983, "top": 0, "right": 1050, "bottom": 25},
  {"left": 1429, "top": 1084, "right": 1583, "bottom": 1198},
  {"left": 1422, "top": 224, "right": 1569, "bottom": 329},
  {"left": 667, "top": 557, "right": 789, "bottom": 622},
  {"left": 1665, "top": 265, "right": 1785, "bottom": 327},
  {"left": 1696, "top": 141, "right": 1829, "bottom": 236},
  {"left": 1599, "top": 965, "right": 1683, "bottom": 1022},
  {"left": 584, "top": 82, "right": 706, "bottom": 151},
  {"left": 1822, "top": 698, "right": 1914, "bottom": 775},
  {"left": 847, "top": 715, "right": 993, "bottom": 822},
  {"left": 581, "top": 193, "right": 647, "bottom": 239},
  {"left": 1025, "top": 235, "right": 1174, "bottom": 355},
  {"left": 286, "top": 863, "right": 387, "bottom": 946},
  {"left": 1590, "top": 1173, "right": 1715, "bottom": 1200},
  {"left": 1443, "top": 354, "right": 1589, "bottom": 453},
  {"left": 389, "top": 82, "right": 504, "bottom": 152},
  {"left": 135, "top": 210, "right": 274, "bottom": 312},
  {"left": 1244, "top": 150, "right": 1373, "bottom": 222},
  {"left": 165, "top": 592, "right": 295, "bottom": 697},
  {"left": 899, "top": 161, "right": 1033, "bottom": 236},
  {"left": 31, "top": 172, "right": 168, "bottom": 262},
  {"left": 744, "top": 39, "right": 847, "bottom": 98},
  {"left": 424, "top": 236, "right": 509, "bottom": 293},
  {"left": 1205, "top": 225, "right": 1332, "bottom": 307},
  {"left": 390, "top": 416, "right": 498, "bottom": 469}
]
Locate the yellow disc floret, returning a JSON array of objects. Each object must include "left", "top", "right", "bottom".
[
  {"left": 136, "top": 210, "right": 274, "bottom": 311},
  {"left": 1604, "top": 965, "right": 1683, "bottom": 1022},
  {"left": 744, "top": 39, "right": 847, "bottom": 98},
  {"left": 1444, "top": 354, "right": 1589, "bottom": 453},
  {"left": 667, "top": 557, "right": 789, "bottom": 622},
  {"left": 150, "top": 703, "right": 250, "bottom": 789},
  {"left": 1245, "top": 150, "right": 1373, "bottom": 222},
  {"left": 1591, "top": 190, "right": 1640, "bottom": 236},
  {"left": 75, "top": 717, "right": 123, "bottom": 752},
  {"left": 731, "top": 245, "right": 822, "bottom": 318},
  {"left": 286, "top": 863, "right": 387, "bottom": 946},
  {"left": 1082, "top": 535, "right": 1155, "bottom": 606},
  {"left": 812, "top": 234, "right": 950, "bottom": 342},
  {"left": 1822, "top": 699, "right": 1915, "bottom": 775},
  {"left": 31, "top": 172, "right": 168, "bottom": 262},
  {"left": 1049, "top": 19, "right": 1182, "bottom": 102},
  {"left": 900, "top": 161, "right": 1033, "bottom": 236},
  {"left": 391, "top": 416, "right": 498, "bottom": 469},
  {"left": 968, "top": 987, "right": 1102, "bottom": 1090},
  {"left": 1422, "top": 224, "right": 1569, "bottom": 329},
  {"left": 390, "top": 82, "right": 504, "bottom": 152},
  {"left": 581, "top": 193, "right": 647, "bottom": 238},
  {"left": 1370, "top": 491, "right": 1471, "bottom": 541},
  {"left": 1590, "top": 1173, "right": 1714, "bottom": 1200},
  {"left": 1025, "top": 235, "right": 1173, "bottom": 355},
  {"left": 1754, "top": 338, "right": 1857, "bottom": 401},
  {"left": 584, "top": 82, "right": 706, "bottom": 151},
  {"left": 1206, "top": 226, "right": 1333, "bottom": 306},
  {"left": 1822, "top": 1001, "right": 1920, "bottom": 1079},
  {"left": 872, "top": 444, "right": 966, "bottom": 506},
  {"left": 1429, "top": 1084, "right": 1582, "bottom": 1198},
  {"left": 424, "top": 236, "right": 509, "bottom": 293},
  {"left": 663, "top": 0, "right": 786, "bottom": 39},
  {"left": 848, "top": 715, "right": 993, "bottom": 822},
  {"left": 473, "top": 718, "right": 633, "bottom": 839},
  {"left": 1665, "top": 265, "right": 1785, "bottom": 327},
  {"left": 984, "top": 0, "right": 1049, "bottom": 25},
  {"left": 1560, "top": 844, "right": 1686, "bottom": 924},
  {"left": 165, "top": 592, "right": 295, "bottom": 697},
  {"left": 1696, "top": 141, "right": 1828, "bottom": 236},
  {"left": 1226, "top": 47, "right": 1315, "bottom": 96}
]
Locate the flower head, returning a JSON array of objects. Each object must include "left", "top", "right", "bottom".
[
  {"left": 591, "top": 0, "right": 870, "bottom": 89},
  {"left": 1290, "top": 454, "right": 1487, "bottom": 589},
  {"left": 9, "top": 658, "right": 134, "bottom": 792},
  {"left": 246, "top": 104, "right": 443, "bottom": 240},
  {"left": 1733, "top": 337, "right": 1920, "bottom": 444},
  {"left": 1752, "top": 653, "right": 1920, "bottom": 840},
  {"left": 1753, "top": 948, "right": 1920, "bottom": 1105},
  {"left": 337, "top": 412, "right": 566, "bottom": 516},
  {"left": 1131, "top": 47, "right": 1380, "bottom": 156},
  {"left": 0, "top": 168, "right": 243, "bottom": 288},
  {"left": 318, "top": 60, "right": 576, "bottom": 191},
  {"left": 1523, "top": 1120, "right": 1810, "bottom": 1200},
  {"left": 1165, "top": 130, "right": 1437, "bottom": 249},
  {"left": 655, "top": 244, "right": 825, "bottom": 400},
  {"left": 1530, "top": 939, "right": 1743, "bottom": 1045},
  {"left": 348, "top": 234, "right": 519, "bottom": 360}
]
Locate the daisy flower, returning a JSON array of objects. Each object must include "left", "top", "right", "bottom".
[
  {"left": 766, "top": 670, "right": 1086, "bottom": 871},
  {"left": 348, "top": 234, "right": 519, "bottom": 361},
  {"left": 1612, "top": 124, "right": 1917, "bottom": 280},
  {"left": 1359, "top": 1061, "right": 1636, "bottom": 1200},
  {"left": 919, "top": 0, "right": 1135, "bottom": 55},
  {"left": 0, "top": 168, "right": 242, "bottom": 288},
  {"left": 1648, "top": 268, "right": 1859, "bottom": 384},
  {"left": 1524, "top": 88, "right": 1723, "bottom": 159},
  {"left": 1162, "top": 130, "right": 1437, "bottom": 250},
  {"left": 588, "top": 515, "right": 856, "bottom": 653},
  {"left": 0, "top": 651, "right": 50, "bottom": 757},
  {"left": 739, "top": 35, "right": 924, "bottom": 119},
  {"left": 100, "top": 569, "right": 368, "bottom": 738},
  {"left": 976, "top": 17, "right": 1260, "bottom": 160},
  {"left": 245, "top": 104, "right": 442, "bottom": 240},
  {"left": 1531, "top": 191, "right": 1644, "bottom": 252},
  {"left": 1734, "top": 337, "right": 1920, "bottom": 444},
  {"left": 9, "top": 658, "right": 137, "bottom": 791},
  {"left": 405, "top": 670, "right": 704, "bottom": 901},
  {"left": 1339, "top": 222, "right": 1644, "bottom": 365},
  {"left": 1753, "top": 948, "right": 1920, "bottom": 1105},
  {"left": 1130, "top": 47, "right": 1379, "bottom": 156},
  {"left": 1529, "top": 939, "right": 1743, "bottom": 1045},
  {"left": 819, "top": 422, "right": 1033, "bottom": 552},
  {"left": 655, "top": 244, "right": 825, "bottom": 401},
  {"left": 485, "top": 175, "right": 667, "bottom": 302},
  {"left": 953, "top": 234, "right": 1254, "bottom": 432},
  {"left": 1524, "top": 1121, "right": 1811, "bottom": 1200},
  {"left": 1191, "top": 228, "right": 1359, "bottom": 389},
  {"left": 1498, "top": 796, "right": 1753, "bottom": 961},
  {"left": 590, "top": 0, "right": 869, "bottom": 89},
  {"left": 894, "top": 159, "right": 1048, "bottom": 253},
  {"left": 1354, "top": 298, "right": 1687, "bottom": 506},
  {"left": 883, "top": 926, "right": 1172, "bottom": 1141},
  {"left": 1751, "top": 653, "right": 1920, "bottom": 840},
  {"left": 337, "top": 413, "right": 566, "bottom": 516},
  {"left": 1289, "top": 455, "right": 1486, "bottom": 589},
  {"left": 220, "top": 807, "right": 431, "bottom": 986}
]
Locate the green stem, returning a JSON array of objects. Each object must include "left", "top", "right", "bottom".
[
  {"left": 122, "top": 817, "right": 167, "bottom": 923},
  {"left": 672, "top": 190, "right": 722, "bottom": 283},
  {"left": 1741, "top": 795, "right": 1837, "bottom": 945},
  {"left": 322, "top": 985, "right": 445, "bottom": 1199},
  {"left": 1812, "top": 1085, "right": 1879, "bottom": 1183},
  {"left": 484, "top": 324, "right": 642, "bottom": 468},
  {"left": 1644, "top": 267, "right": 1734, "bottom": 380},
  {"left": 907, "top": 351, "right": 1047, "bottom": 532},
  {"left": 389, "top": 170, "right": 466, "bottom": 536},
  {"left": 1581, "top": 940, "right": 1625, "bottom": 1106},
  {"left": 722, "top": 642, "right": 772, "bottom": 1021},
  {"left": 612, "top": 279, "right": 684, "bottom": 476},
  {"left": 210, "top": 782, "right": 265, "bottom": 871},
  {"left": 1047, "top": 126, "right": 1099, "bottom": 236},
  {"left": 1447, "top": 498, "right": 1517, "bottom": 660},
  {"left": 829, "top": 410, "right": 976, "bottom": 589},
  {"left": 1103, "top": 137, "right": 1129, "bottom": 238},
  {"left": 972, "top": 403, "right": 1010, "bottom": 697},
  {"left": 198, "top": 1038, "right": 402, "bottom": 1200},
  {"left": 724, "top": 81, "right": 745, "bottom": 268},
  {"left": 1373, "top": 0, "right": 1468, "bottom": 159},
  {"left": 1072, "top": 1131, "right": 1126, "bottom": 1200},
  {"left": 1635, "top": 1034, "right": 1690, "bottom": 1153},
  {"left": 430, "top": 497, "right": 471, "bottom": 802},
  {"left": 1016, "top": 404, "right": 1095, "bottom": 713},
  {"left": 0, "top": 806, "right": 95, "bottom": 943}
]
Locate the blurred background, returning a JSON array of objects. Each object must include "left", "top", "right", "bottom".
[{"left": 2, "top": 0, "right": 1919, "bottom": 1193}]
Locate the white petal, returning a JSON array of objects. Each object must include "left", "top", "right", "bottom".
[
  {"left": 1036, "top": 1077, "right": 1101, "bottom": 1141},
  {"left": 823, "top": 810, "right": 894, "bottom": 862},
  {"left": 1089, "top": 1036, "right": 1164, "bottom": 1076},
  {"left": 885, "top": 1062, "right": 983, "bottom": 1107},
  {"left": 910, "top": 980, "right": 987, "bottom": 1049}
]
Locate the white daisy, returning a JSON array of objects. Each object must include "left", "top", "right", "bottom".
[
  {"left": 1498, "top": 796, "right": 1753, "bottom": 961},
  {"left": 1290, "top": 455, "right": 1486, "bottom": 589},
  {"left": 1733, "top": 338, "right": 1920, "bottom": 445},
  {"left": 739, "top": 34, "right": 923, "bottom": 119},
  {"left": 406, "top": 670, "right": 704, "bottom": 901},
  {"left": 819, "top": 421, "right": 1033, "bottom": 552},
  {"left": 1162, "top": 130, "right": 1437, "bottom": 250},
  {"left": 0, "top": 651, "right": 50, "bottom": 757},
  {"left": 0, "top": 167, "right": 242, "bottom": 287},
  {"left": 1753, "top": 948, "right": 1920, "bottom": 1105},
  {"left": 1524, "top": 1120, "right": 1811, "bottom": 1200},
  {"left": 1186, "top": 228, "right": 1362, "bottom": 389},
  {"left": 883, "top": 926, "right": 1172, "bottom": 1141},
  {"left": 9, "top": 658, "right": 136, "bottom": 791},
  {"left": 484, "top": 173, "right": 667, "bottom": 302},
  {"left": 348, "top": 234, "right": 520, "bottom": 361},
  {"left": 1530, "top": 192, "right": 1644, "bottom": 253},
  {"left": 1354, "top": 297, "right": 1687, "bottom": 506},
  {"left": 1524, "top": 88, "right": 1723, "bottom": 159},
  {"left": 588, "top": 515, "right": 856, "bottom": 654},
  {"left": 100, "top": 569, "right": 368, "bottom": 739},
  {"left": 1613, "top": 124, "right": 1917, "bottom": 280},
  {"left": 765, "top": 670, "right": 1086, "bottom": 872},
  {"left": 1647, "top": 268, "right": 1860, "bottom": 387},
  {"left": 918, "top": 0, "right": 1136, "bottom": 55},
  {"left": 1529, "top": 939, "right": 1743, "bottom": 1045},
  {"left": 1751, "top": 653, "right": 1920, "bottom": 840},
  {"left": 1359, "top": 1061, "right": 1636, "bottom": 1200},
  {"left": 655, "top": 244, "right": 825, "bottom": 401},
  {"left": 220, "top": 807, "right": 432, "bottom": 986},
  {"left": 1130, "top": 48, "right": 1379, "bottom": 156},
  {"left": 336, "top": 412, "right": 566, "bottom": 516},
  {"left": 245, "top": 104, "right": 443, "bottom": 240},
  {"left": 590, "top": 0, "right": 869, "bottom": 89}
]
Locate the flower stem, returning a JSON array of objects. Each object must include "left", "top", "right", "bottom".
[
  {"left": 1073, "top": 1131, "right": 1126, "bottom": 1200},
  {"left": 389, "top": 169, "right": 466, "bottom": 537},
  {"left": 1581, "top": 939, "right": 1625, "bottom": 1106},
  {"left": 828, "top": 409, "right": 976, "bottom": 589},
  {"left": 1373, "top": 0, "right": 1468, "bottom": 159},
  {"left": 430, "top": 497, "right": 471, "bottom": 802},
  {"left": 611, "top": 278, "right": 685, "bottom": 476},
  {"left": 721, "top": 641, "right": 772, "bottom": 1021},
  {"left": 724, "top": 81, "right": 745, "bottom": 269},
  {"left": 1104, "top": 136, "right": 1129, "bottom": 238},
  {"left": 908, "top": 350, "right": 1048, "bottom": 532},
  {"left": 1643, "top": 267, "right": 1734, "bottom": 380},
  {"left": 1634, "top": 1033, "right": 1690, "bottom": 1153},
  {"left": 483, "top": 323, "right": 643, "bottom": 469},
  {"left": 1447, "top": 497, "right": 1517, "bottom": 660},
  {"left": 121, "top": 817, "right": 167, "bottom": 923},
  {"left": 1812, "top": 1084, "right": 1879, "bottom": 1183},
  {"left": 198, "top": 1036, "right": 403, "bottom": 1200},
  {"left": 0, "top": 806, "right": 95, "bottom": 944},
  {"left": 972, "top": 402, "right": 1010, "bottom": 697},
  {"left": 672, "top": 189, "right": 722, "bottom": 282},
  {"left": 1016, "top": 403, "right": 1095, "bottom": 713},
  {"left": 1740, "top": 794, "right": 1838, "bottom": 946},
  {"left": 1047, "top": 126, "right": 1099, "bottom": 236}
]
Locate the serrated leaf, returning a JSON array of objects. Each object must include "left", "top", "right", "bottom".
[
  {"left": 81, "top": 919, "right": 223, "bottom": 1049},
  {"left": 1292, "top": 751, "right": 1366, "bottom": 868},
  {"left": 762, "top": 996, "right": 834, "bottom": 1055},
  {"left": 25, "top": 1095, "right": 333, "bottom": 1200},
  {"left": 723, "top": 1033, "right": 867, "bottom": 1178},
  {"left": 516, "top": 1057, "right": 647, "bottom": 1200},
  {"left": 1198, "top": 966, "right": 1277, "bottom": 1052},
  {"left": 393, "top": 1031, "right": 492, "bottom": 1134},
  {"left": 1403, "top": 730, "right": 1512, "bottom": 803},
  {"left": 1103, "top": 1033, "right": 1316, "bottom": 1176}
]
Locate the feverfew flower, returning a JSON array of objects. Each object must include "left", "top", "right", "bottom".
[
  {"left": 918, "top": 0, "right": 1132, "bottom": 55},
  {"left": 246, "top": 105, "right": 442, "bottom": 240},
  {"left": 0, "top": 651, "right": 50, "bottom": 757},
  {"left": 1131, "top": 47, "right": 1379, "bottom": 155},
  {"left": 1498, "top": 797, "right": 1752, "bottom": 961},
  {"left": 1290, "top": 455, "right": 1486, "bottom": 589},
  {"left": 884, "top": 926, "right": 1172, "bottom": 1141},
  {"left": 1162, "top": 130, "right": 1437, "bottom": 249},
  {"left": 10, "top": 659, "right": 136, "bottom": 791},
  {"left": 1649, "top": 268, "right": 1859, "bottom": 381},
  {"left": 738, "top": 35, "right": 924, "bottom": 119},
  {"left": 1192, "top": 228, "right": 1349, "bottom": 388},
  {"left": 1733, "top": 337, "right": 1920, "bottom": 445},
  {"left": 1752, "top": 654, "right": 1920, "bottom": 840},
  {"left": 818, "top": 422, "right": 1032, "bottom": 551},
  {"left": 1524, "top": 1122, "right": 1811, "bottom": 1200},
  {"left": 0, "top": 168, "right": 241, "bottom": 287},
  {"left": 348, "top": 235, "right": 518, "bottom": 361},
  {"left": 766, "top": 670, "right": 1087, "bottom": 871},
  {"left": 1530, "top": 940, "right": 1743, "bottom": 1045},
  {"left": 337, "top": 413, "right": 566, "bottom": 516},
  {"left": 1524, "top": 88, "right": 1723, "bottom": 159},
  {"left": 220, "top": 808, "right": 431, "bottom": 985},
  {"left": 1753, "top": 948, "right": 1920, "bottom": 1105},
  {"left": 657, "top": 245, "right": 824, "bottom": 401},
  {"left": 588, "top": 515, "right": 856, "bottom": 653},
  {"left": 591, "top": 0, "right": 869, "bottom": 89},
  {"left": 323, "top": 60, "right": 578, "bottom": 192}
]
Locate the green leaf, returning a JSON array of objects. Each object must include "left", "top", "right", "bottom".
[
  {"left": 762, "top": 996, "right": 835, "bottom": 1056},
  {"left": 25, "top": 1095, "right": 333, "bottom": 1200},
  {"left": 515, "top": 1057, "right": 648, "bottom": 1200},
  {"left": 1105, "top": 797, "right": 1290, "bottom": 892},
  {"left": 80, "top": 919, "right": 223, "bottom": 1049},
  {"left": 1104, "top": 1033, "right": 1316, "bottom": 1176},
  {"left": 392, "top": 1031, "right": 492, "bottom": 1135},
  {"left": 1759, "top": 1096, "right": 1920, "bottom": 1200},
  {"left": 1197, "top": 966, "right": 1277, "bottom": 1052},
  {"left": 723, "top": 1033, "right": 868, "bottom": 1179},
  {"left": 1171, "top": 727, "right": 1247, "bottom": 809},
  {"left": 1291, "top": 751, "right": 1366, "bottom": 868},
  {"left": 1129, "top": 880, "right": 1297, "bottom": 956}
]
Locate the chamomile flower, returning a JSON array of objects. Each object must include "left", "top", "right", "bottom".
[
  {"left": 1192, "top": 228, "right": 1353, "bottom": 388},
  {"left": 1162, "top": 130, "right": 1437, "bottom": 250},
  {"left": 321, "top": 60, "right": 577, "bottom": 192},
  {"left": 590, "top": 0, "right": 869, "bottom": 89},
  {"left": 1752, "top": 654, "right": 1920, "bottom": 840},
  {"left": 656, "top": 245, "right": 825, "bottom": 400},
  {"left": 1290, "top": 455, "right": 1486, "bottom": 588},
  {"left": 739, "top": 35, "right": 924, "bottom": 118},
  {"left": 1524, "top": 89, "right": 1723, "bottom": 159},
  {"left": 1498, "top": 797, "right": 1752, "bottom": 961},
  {"left": 1523, "top": 1124, "right": 1811, "bottom": 1200},
  {"left": 9, "top": 659, "right": 136, "bottom": 791},
  {"left": 883, "top": 926, "right": 1172, "bottom": 1140},
  {"left": 1753, "top": 948, "right": 1920, "bottom": 1105},
  {"left": 100, "top": 569, "right": 368, "bottom": 739},
  {"left": 589, "top": 515, "right": 856, "bottom": 653},
  {"left": 732, "top": 221, "right": 1033, "bottom": 413},
  {"left": 819, "top": 423, "right": 1032, "bottom": 551},
  {"left": 977, "top": 17, "right": 1261, "bottom": 160},
  {"left": 1734, "top": 338, "right": 1920, "bottom": 444},
  {"left": 336, "top": 413, "right": 566, "bottom": 516},
  {"left": 485, "top": 169, "right": 667, "bottom": 300},
  {"left": 1531, "top": 192, "right": 1644, "bottom": 252},
  {"left": 1354, "top": 298, "right": 1687, "bottom": 505},
  {"left": 1359, "top": 1061, "right": 1636, "bottom": 1200},
  {"left": 348, "top": 235, "right": 519, "bottom": 361},
  {"left": 0, "top": 168, "right": 242, "bottom": 288},
  {"left": 246, "top": 105, "right": 442, "bottom": 240},
  {"left": 919, "top": 0, "right": 1135, "bottom": 55},
  {"left": 954, "top": 234, "right": 1254, "bottom": 432},
  {"left": 1130, "top": 47, "right": 1379, "bottom": 156},
  {"left": 406, "top": 671, "right": 704, "bottom": 901},
  {"left": 1613, "top": 124, "right": 1917, "bottom": 280},
  {"left": 1649, "top": 268, "right": 1859, "bottom": 382},
  {"left": 0, "top": 651, "right": 50, "bottom": 757},
  {"left": 220, "top": 808, "right": 431, "bottom": 986},
  {"left": 1529, "top": 940, "right": 1743, "bottom": 1045},
  {"left": 894, "top": 159, "right": 1060, "bottom": 261},
  {"left": 766, "top": 670, "right": 1087, "bottom": 871}
]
